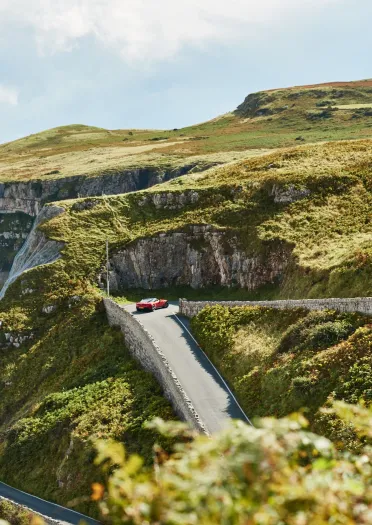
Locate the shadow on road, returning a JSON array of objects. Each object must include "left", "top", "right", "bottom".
[{"left": 167, "top": 313, "right": 248, "bottom": 423}]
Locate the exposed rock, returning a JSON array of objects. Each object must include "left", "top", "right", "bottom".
[
  {"left": 68, "top": 295, "right": 82, "bottom": 307},
  {"left": 271, "top": 184, "right": 311, "bottom": 204},
  {"left": 71, "top": 199, "right": 100, "bottom": 212},
  {"left": 0, "top": 164, "right": 212, "bottom": 217},
  {"left": 102, "top": 226, "right": 289, "bottom": 291},
  {"left": 0, "top": 212, "right": 34, "bottom": 285},
  {"left": 0, "top": 164, "right": 215, "bottom": 285},
  {"left": 138, "top": 190, "right": 200, "bottom": 209},
  {"left": 0, "top": 205, "right": 65, "bottom": 300},
  {"left": 42, "top": 304, "right": 57, "bottom": 314},
  {"left": 0, "top": 330, "right": 34, "bottom": 349}
]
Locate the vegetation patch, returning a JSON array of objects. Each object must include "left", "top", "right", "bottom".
[
  {"left": 3, "top": 80, "right": 372, "bottom": 182},
  {"left": 36, "top": 139, "right": 372, "bottom": 300},
  {"left": 191, "top": 304, "right": 372, "bottom": 450},
  {"left": 0, "top": 84, "right": 372, "bottom": 517},
  {"left": 0, "top": 292, "right": 174, "bottom": 517},
  {"left": 91, "top": 403, "right": 372, "bottom": 524},
  {"left": 0, "top": 499, "right": 35, "bottom": 525}
]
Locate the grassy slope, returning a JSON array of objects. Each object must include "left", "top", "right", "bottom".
[
  {"left": 0, "top": 139, "right": 370, "bottom": 512},
  {"left": 36, "top": 138, "right": 371, "bottom": 300},
  {"left": 2, "top": 80, "right": 372, "bottom": 182},
  {"left": 191, "top": 305, "right": 372, "bottom": 450},
  {"left": 0, "top": 279, "right": 174, "bottom": 517},
  {"left": 0, "top": 81, "right": 371, "bottom": 514}
]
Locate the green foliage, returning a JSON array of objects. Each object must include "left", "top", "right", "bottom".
[
  {"left": 31, "top": 138, "right": 371, "bottom": 302},
  {"left": 93, "top": 404, "right": 372, "bottom": 525},
  {"left": 0, "top": 86, "right": 371, "bottom": 518},
  {"left": 335, "top": 356, "right": 372, "bottom": 404},
  {"left": 0, "top": 500, "right": 35, "bottom": 525},
  {"left": 191, "top": 305, "right": 372, "bottom": 450},
  {"left": 277, "top": 310, "right": 364, "bottom": 354},
  {"left": 0, "top": 300, "right": 174, "bottom": 517}
]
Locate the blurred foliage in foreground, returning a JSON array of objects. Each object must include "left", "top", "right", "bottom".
[
  {"left": 92, "top": 402, "right": 372, "bottom": 525},
  {"left": 0, "top": 499, "right": 42, "bottom": 525}
]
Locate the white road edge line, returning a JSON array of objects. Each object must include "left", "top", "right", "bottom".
[{"left": 173, "top": 313, "right": 254, "bottom": 427}]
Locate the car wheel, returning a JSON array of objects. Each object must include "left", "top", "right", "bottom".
[
  {"left": 163, "top": 302, "right": 169, "bottom": 308},
  {"left": 136, "top": 307, "right": 141, "bottom": 312}
]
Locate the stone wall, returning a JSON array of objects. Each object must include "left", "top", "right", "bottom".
[
  {"left": 179, "top": 297, "right": 372, "bottom": 318},
  {"left": 103, "top": 298, "right": 208, "bottom": 434}
]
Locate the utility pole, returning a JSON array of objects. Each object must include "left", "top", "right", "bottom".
[{"left": 106, "top": 239, "right": 110, "bottom": 297}]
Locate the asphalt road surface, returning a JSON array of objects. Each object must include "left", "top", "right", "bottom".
[
  {"left": 0, "top": 481, "right": 100, "bottom": 525},
  {"left": 125, "top": 301, "right": 250, "bottom": 434}
]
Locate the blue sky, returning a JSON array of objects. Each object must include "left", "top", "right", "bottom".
[{"left": 0, "top": 0, "right": 371, "bottom": 144}]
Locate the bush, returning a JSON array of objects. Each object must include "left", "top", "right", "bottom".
[
  {"left": 336, "top": 356, "right": 372, "bottom": 403},
  {"left": 0, "top": 500, "right": 33, "bottom": 525},
  {"left": 291, "top": 375, "right": 314, "bottom": 397},
  {"left": 278, "top": 310, "right": 363, "bottom": 354},
  {"left": 94, "top": 403, "right": 372, "bottom": 525}
]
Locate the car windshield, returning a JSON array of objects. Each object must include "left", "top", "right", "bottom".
[{"left": 140, "top": 298, "right": 157, "bottom": 303}]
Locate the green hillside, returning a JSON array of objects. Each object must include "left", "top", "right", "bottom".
[
  {"left": 0, "top": 80, "right": 371, "bottom": 519},
  {"left": 38, "top": 139, "right": 372, "bottom": 300},
  {"left": 2, "top": 80, "right": 372, "bottom": 182},
  {"left": 191, "top": 305, "right": 372, "bottom": 451}
]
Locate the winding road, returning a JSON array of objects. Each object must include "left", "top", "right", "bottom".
[{"left": 125, "top": 301, "right": 251, "bottom": 434}]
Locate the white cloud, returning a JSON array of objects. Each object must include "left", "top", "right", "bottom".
[
  {"left": 0, "top": 0, "right": 340, "bottom": 63},
  {"left": 0, "top": 85, "right": 19, "bottom": 106}
]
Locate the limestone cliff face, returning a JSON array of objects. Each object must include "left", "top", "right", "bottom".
[
  {"left": 0, "top": 163, "right": 207, "bottom": 291},
  {"left": 0, "top": 205, "right": 64, "bottom": 299},
  {"left": 0, "top": 163, "right": 211, "bottom": 216},
  {"left": 105, "top": 226, "right": 289, "bottom": 292},
  {"left": 0, "top": 212, "right": 34, "bottom": 287}
]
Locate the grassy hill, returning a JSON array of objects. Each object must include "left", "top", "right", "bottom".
[
  {"left": 2, "top": 80, "right": 372, "bottom": 182},
  {"left": 36, "top": 138, "right": 371, "bottom": 300},
  {"left": 0, "top": 80, "right": 371, "bottom": 517}
]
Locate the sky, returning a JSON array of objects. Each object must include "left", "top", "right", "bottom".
[{"left": 0, "top": 0, "right": 371, "bottom": 144}]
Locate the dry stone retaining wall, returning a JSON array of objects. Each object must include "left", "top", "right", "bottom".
[
  {"left": 103, "top": 298, "right": 208, "bottom": 434},
  {"left": 179, "top": 297, "right": 372, "bottom": 318}
]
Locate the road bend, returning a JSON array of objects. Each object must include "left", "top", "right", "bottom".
[{"left": 125, "top": 301, "right": 250, "bottom": 434}]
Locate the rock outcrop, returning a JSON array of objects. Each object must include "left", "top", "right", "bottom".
[
  {"left": 104, "top": 226, "right": 289, "bottom": 291},
  {"left": 0, "top": 162, "right": 216, "bottom": 287},
  {"left": 0, "top": 212, "right": 34, "bottom": 286},
  {"left": 0, "top": 163, "right": 213, "bottom": 217},
  {"left": 0, "top": 205, "right": 64, "bottom": 299}
]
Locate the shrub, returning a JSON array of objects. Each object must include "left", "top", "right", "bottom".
[
  {"left": 0, "top": 500, "right": 34, "bottom": 525},
  {"left": 94, "top": 404, "right": 372, "bottom": 525},
  {"left": 291, "top": 375, "right": 314, "bottom": 397},
  {"left": 335, "top": 356, "right": 372, "bottom": 403},
  {"left": 277, "top": 310, "right": 364, "bottom": 354}
]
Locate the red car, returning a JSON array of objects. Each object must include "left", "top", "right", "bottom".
[{"left": 136, "top": 298, "right": 169, "bottom": 312}]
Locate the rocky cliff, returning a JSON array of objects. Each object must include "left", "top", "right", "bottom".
[
  {"left": 104, "top": 225, "right": 289, "bottom": 292},
  {"left": 0, "top": 162, "right": 211, "bottom": 293},
  {"left": 0, "top": 212, "right": 33, "bottom": 287},
  {"left": 0, "top": 205, "right": 64, "bottom": 299},
  {"left": 0, "top": 164, "right": 205, "bottom": 215}
]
